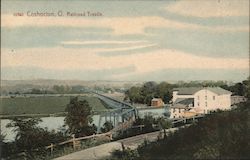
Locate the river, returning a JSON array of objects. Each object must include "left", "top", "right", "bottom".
[{"left": 1, "top": 108, "right": 169, "bottom": 142}]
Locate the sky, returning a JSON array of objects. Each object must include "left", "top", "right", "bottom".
[{"left": 1, "top": 0, "right": 249, "bottom": 82}]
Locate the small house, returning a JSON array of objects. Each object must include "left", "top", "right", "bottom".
[{"left": 151, "top": 98, "right": 164, "bottom": 107}]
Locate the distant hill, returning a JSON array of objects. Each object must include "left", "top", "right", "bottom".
[
  {"left": 0, "top": 79, "right": 144, "bottom": 93},
  {"left": 1, "top": 79, "right": 143, "bottom": 87}
]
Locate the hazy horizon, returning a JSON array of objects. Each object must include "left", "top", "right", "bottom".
[{"left": 1, "top": 78, "right": 245, "bottom": 84}]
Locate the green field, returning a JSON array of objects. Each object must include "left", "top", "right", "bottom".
[{"left": 0, "top": 96, "right": 109, "bottom": 115}]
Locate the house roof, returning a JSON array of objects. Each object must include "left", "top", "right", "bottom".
[
  {"left": 171, "top": 104, "right": 187, "bottom": 109},
  {"left": 173, "top": 87, "right": 231, "bottom": 95},
  {"left": 171, "top": 98, "right": 194, "bottom": 109},
  {"left": 208, "top": 87, "right": 232, "bottom": 95},
  {"left": 175, "top": 98, "right": 194, "bottom": 105},
  {"left": 151, "top": 98, "right": 162, "bottom": 101},
  {"left": 173, "top": 87, "right": 202, "bottom": 95}
]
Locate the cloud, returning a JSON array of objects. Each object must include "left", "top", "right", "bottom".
[
  {"left": 2, "top": 14, "right": 248, "bottom": 36},
  {"left": 60, "top": 40, "right": 158, "bottom": 55},
  {"left": 2, "top": 47, "right": 248, "bottom": 73},
  {"left": 165, "top": 0, "right": 249, "bottom": 18},
  {"left": 97, "top": 44, "right": 158, "bottom": 54},
  {"left": 61, "top": 40, "right": 148, "bottom": 45},
  {"left": 145, "top": 27, "right": 249, "bottom": 58}
]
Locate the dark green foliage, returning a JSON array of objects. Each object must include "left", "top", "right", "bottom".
[
  {"left": 156, "top": 117, "right": 172, "bottom": 129},
  {"left": 125, "top": 86, "right": 144, "bottom": 104},
  {"left": 52, "top": 85, "right": 88, "bottom": 94},
  {"left": 125, "top": 78, "right": 250, "bottom": 106},
  {"left": 52, "top": 85, "right": 70, "bottom": 94},
  {"left": 125, "top": 82, "right": 173, "bottom": 105},
  {"left": 115, "top": 116, "right": 172, "bottom": 140},
  {"left": 155, "top": 82, "right": 173, "bottom": 104},
  {"left": 243, "top": 77, "right": 250, "bottom": 99},
  {"left": 3, "top": 118, "right": 67, "bottom": 159},
  {"left": 101, "top": 121, "right": 114, "bottom": 133},
  {"left": 141, "top": 82, "right": 158, "bottom": 105},
  {"left": 137, "top": 102, "right": 250, "bottom": 160},
  {"left": 229, "top": 82, "right": 248, "bottom": 96},
  {"left": 65, "top": 97, "right": 96, "bottom": 137},
  {"left": 141, "top": 115, "right": 155, "bottom": 132},
  {"left": 110, "top": 148, "right": 140, "bottom": 160}
]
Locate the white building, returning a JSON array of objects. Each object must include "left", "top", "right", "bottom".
[{"left": 170, "top": 87, "right": 232, "bottom": 119}]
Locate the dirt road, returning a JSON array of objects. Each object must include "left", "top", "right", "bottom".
[{"left": 54, "top": 128, "right": 178, "bottom": 160}]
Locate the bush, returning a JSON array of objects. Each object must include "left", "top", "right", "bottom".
[
  {"left": 3, "top": 118, "right": 68, "bottom": 159},
  {"left": 101, "top": 121, "right": 114, "bottom": 133}
]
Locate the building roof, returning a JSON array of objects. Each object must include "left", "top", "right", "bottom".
[
  {"left": 171, "top": 98, "right": 194, "bottom": 109},
  {"left": 171, "top": 104, "right": 187, "bottom": 109},
  {"left": 208, "top": 87, "right": 232, "bottom": 95},
  {"left": 151, "top": 98, "right": 162, "bottom": 101},
  {"left": 175, "top": 98, "right": 194, "bottom": 105},
  {"left": 173, "top": 87, "right": 231, "bottom": 95}
]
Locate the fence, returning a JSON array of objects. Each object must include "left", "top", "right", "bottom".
[
  {"left": 46, "top": 114, "right": 205, "bottom": 150},
  {"left": 45, "top": 131, "right": 113, "bottom": 154}
]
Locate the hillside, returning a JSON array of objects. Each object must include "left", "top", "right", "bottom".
[
  {"left": 110, "top": 101, "right": 250, "bottom": 160},
  {"left": 135, "top": 102, "right": 250, "bottom": 159}
]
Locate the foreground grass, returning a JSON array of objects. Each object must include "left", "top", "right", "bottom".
[
  {"left": 0, "top": 96, "right": 108, "bottom": 115},
  {"left": 110, "top": 102, "right": 250, "bottom": 160}
]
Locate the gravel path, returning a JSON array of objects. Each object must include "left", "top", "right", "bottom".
[{"left": 54, "top": 128, "right": 178, "bottom": 160}]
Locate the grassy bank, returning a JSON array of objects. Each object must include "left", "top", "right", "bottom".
[
  {"left": 110, "top": 102, "right": 250, "bottom": 160},
  {"left": 0, "top": 96, "right": 108, "bottom": 115}
]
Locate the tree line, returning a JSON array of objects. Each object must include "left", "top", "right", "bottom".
[
  {"left": 124, "top": 81, "right": 173, "bottom": 105},
  {"left": 125, "top": 79, "right": 250, "bottom": 106}
]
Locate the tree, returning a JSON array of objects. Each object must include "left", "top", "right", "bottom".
[
  {"left": 30, "top": 88, "right": 43, "bottom": 94},
  {"left": 101, "top": 121, "right": 114, "bottom": 133},
  {"left": 142, "top": 115, "right": 155, "bottom": 132},
  {"left": 5, "top": 118, "right": 67, "bottom": 159},
  {"left": 156, "top": 82, "right": 173, "bottom": 104},
  {"left": 65, "top": 97, "right": 96, "bottom": 137},
  {"left": 111, "top": 148, "right": 140, "bottom": 160},
  {"left": 53, "top": 85, "right": 66, "bottom": 93},
  {"left": 156, "top": 117, "right": 172, "bottom": 129},
  {"left": 242, "top": 76, "right": 250, "bottom": 98},
  {"left": 231, "top": 82, "right": 246, "bottom": 96},
  {"left": 125, "top": 86, "right": 143, "bottom": 104},
  {"left": 141, "top": 82, "right": 157, "bottom": 105},
  {"left": 125, "top": 81, "right": 174, "bottom": 105}
]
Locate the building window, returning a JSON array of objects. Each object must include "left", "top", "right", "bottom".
[
  {"left": 179, "top": 109, "right": 181, "bottom": 113},
  {"left": 173, "top": 108, "right": 175, "bottom": 113},
  {"left": 213, "top": 96, "right": 215, "bottom": 100},
  {"left": 197, "top": 102, "right": 199, "bottom": 106},
  {"left": 205, "top": 102, "right": 207, "bottom": 107},
  {"left": 205, "top": 95, "right": 207, "bottom": 100}
]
